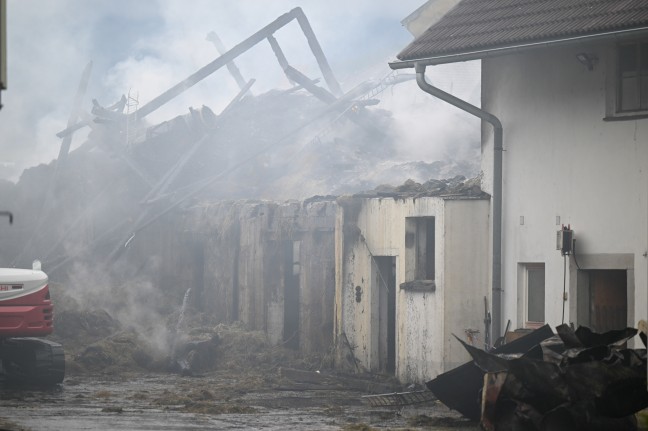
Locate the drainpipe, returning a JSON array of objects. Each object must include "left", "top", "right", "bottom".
[{"left": 414, "top": 62, "right": 504, "bottom": 343}]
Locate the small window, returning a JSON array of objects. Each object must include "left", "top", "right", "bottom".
[
  {"left": 403, "top": 217, "right": 435, "bottom": 288},
  {"left": 617, "top": 41, "right": 648, "bottom": 113},
  {"left": 525, "top": 264, "right": 545, "bottom": 328}
]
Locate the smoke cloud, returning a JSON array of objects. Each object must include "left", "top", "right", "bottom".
[{"left": 0, "top": 0, "right": 480, "bottom": 181}]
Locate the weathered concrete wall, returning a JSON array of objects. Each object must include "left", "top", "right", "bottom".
[
  {"left": 336, "top": 196, "right": 489, "bottom": 383},
  {"left": 481, "top": 41, "right": 648, "bottom": 333},
  {"left": 175, "top": 199, "right": 336, "bottom": 354}
]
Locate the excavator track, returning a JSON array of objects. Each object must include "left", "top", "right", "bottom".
[{"left": 0, "top": 338, "right": 65, "bottom": 385}]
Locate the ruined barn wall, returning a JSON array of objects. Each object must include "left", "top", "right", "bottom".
[
  {"left": 265, "top": 200, "right": 337, "bottom": 354},
  {"left": 175, "top": 199, "right": 336, "bottom": 353},
  {"left": 183, "top": 202, "right": 243, "bottom": 323},
  {"left": 117, "top": 212, "right": 194, "bottom": 314},
  {"left": 297, "top": 201, "right": 337, "bottom": 354},
  {"left": 238, "top": 203, "right": 269, "bottom": 331}
]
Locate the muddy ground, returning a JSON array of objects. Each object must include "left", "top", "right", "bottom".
[
  {"left": 0, "top": 296, "right": 478, "bottom": 430},
  {"left": 0, "top": 368, "right": 478, "bottom": 431}
]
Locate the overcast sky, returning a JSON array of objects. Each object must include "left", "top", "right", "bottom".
[{"left": 0, "top": 0, "right": 480, "bottom": 181}]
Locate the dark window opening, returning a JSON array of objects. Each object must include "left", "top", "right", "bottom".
[
  {"left": 405, "top": 216, "right": 435, "bottom": 281},
  {"left": 618, "top": 41, "right": 648, "bottom": 112}
]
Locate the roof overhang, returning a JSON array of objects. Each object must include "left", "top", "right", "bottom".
[{"left": 389, "top": 26, "right": 648, "bottom": 70}]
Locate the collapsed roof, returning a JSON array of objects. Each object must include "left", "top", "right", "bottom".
[{"left": 2, "top": 8, "right": 478, "bottom": 272}]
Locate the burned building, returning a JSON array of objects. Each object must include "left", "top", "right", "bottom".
[
  {"left": 335, "top": 178, "right": 490, "bottom": 382},
  {"left": 0, "top": 8, "right": 477, "bottom": 365}
]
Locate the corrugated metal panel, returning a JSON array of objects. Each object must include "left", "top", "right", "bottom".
[{"left": 397, "top": 0, "right": 648, "bottom": 61}]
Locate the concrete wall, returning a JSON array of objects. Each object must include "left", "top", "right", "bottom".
[
  {"left": 335, "top": 196, "right": 489, "bottom": 383},
  {"left": 481, "top": 41, "right": 648, "bottom": 334}
]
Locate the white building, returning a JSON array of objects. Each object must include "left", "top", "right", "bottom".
[{"left": 392, "top": 0, "right": 648, "bottom": 348}]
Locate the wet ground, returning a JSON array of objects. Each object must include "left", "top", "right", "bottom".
[{"left": 0, "top": 370, "right": 479, "bottom": 430}]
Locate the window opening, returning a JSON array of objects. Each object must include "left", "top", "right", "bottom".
[
  {"left": 405, "top": 217, "right": 435, "bottom": 281},
  {"left": 525, "top": 264, "right": 545, "bottom": 328},
  {"left": 618, "top": 41, "right": 648, "bottom": 112}
]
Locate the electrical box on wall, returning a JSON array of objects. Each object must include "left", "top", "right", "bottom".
[{"left": 557, "top": 225, "right": 573, "bottom": 255}]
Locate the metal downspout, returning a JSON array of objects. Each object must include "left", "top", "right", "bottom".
[{"left": 414, "top": 62, "right": 504, "bottom": 343}]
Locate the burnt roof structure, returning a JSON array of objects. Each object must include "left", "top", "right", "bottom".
[
  {"left": 393, "top": 0, "right": 648, "bottom": 66},
  {"left": 2, "top": 8, "right": 480, "bottom": 275}
]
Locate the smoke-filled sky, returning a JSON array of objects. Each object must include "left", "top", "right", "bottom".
[{"left": 0, "top": 0, "right": 480, "bottom": 181}]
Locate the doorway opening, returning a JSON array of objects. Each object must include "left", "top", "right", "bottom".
[
  {"left": 373, "top": 256, "right": 396, "bottom": 374},
  {"left": 283, "top": 240, "right": 300, "bottom": 349},
  {"left": 577, "top": 269, "right": 627, "bottom": 332}
]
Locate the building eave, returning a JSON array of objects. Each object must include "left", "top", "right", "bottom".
[{"left": 390, "top": 26, "right": 648, "bottom": 70}]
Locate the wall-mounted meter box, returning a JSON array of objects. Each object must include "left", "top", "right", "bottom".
[{"left": 556, "top": 227, "right": 573, "bottom": 255}]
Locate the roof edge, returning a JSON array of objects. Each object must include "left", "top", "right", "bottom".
[{"left": 390, "top": 26, "right": 648, "bottom": 69}]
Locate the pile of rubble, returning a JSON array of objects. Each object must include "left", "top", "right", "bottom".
[
  {"left": 357, "top": 175, "right": 486, "bottom": 199},
  {"left": 55, "top": 304, "right": 322, "bottom": 377}
]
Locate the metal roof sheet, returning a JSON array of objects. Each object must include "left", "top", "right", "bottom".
[{"left": 397, "top": 0, "right": 648, "bottom": 62}]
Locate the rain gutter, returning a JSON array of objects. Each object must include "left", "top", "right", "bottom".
[
  {"left": 413, "top": 62, "right": 504, "bottom": 343},
  {"left": 388, "top": 26, "right": 648, "bottom": 69}
]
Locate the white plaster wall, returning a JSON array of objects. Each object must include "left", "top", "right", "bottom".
[
  {"left": 481, "top": 42, "right": 648, "bottom": 332},
  {"left": 336, "top": 196, "right": 490, "bottom": 382}
]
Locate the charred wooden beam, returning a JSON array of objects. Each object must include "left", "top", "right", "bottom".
[
  {"left": 134, "top": 7, "right": 338, "bottom": 120},
  {"left": 205, "top": 31, "right": 250, "bottom": 93},
  {"left": 267, "top": 34, "right": 296, "bottom": 86},
  {"left": 221, "top": 79, "right": 255, "bottom": 115},
  {"left": 283, "top": 65, "right": 337, "bottom": 104},
  {"left": 292, "top": 7, "right": 342, "bottom": 97},
  {"left": 56, "top": 8, "right": 341, "bottom": 136},
  {"left": 58, "top": 61, "right": 93, "bottom": 162}
]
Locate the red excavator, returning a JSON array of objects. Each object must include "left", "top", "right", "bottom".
[{"left": 0, "top": 211, "right": 64, "bottom": 385}]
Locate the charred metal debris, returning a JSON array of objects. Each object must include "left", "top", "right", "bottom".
[{"left": 427, "top": 324, "right": 648, "bottom": 430}]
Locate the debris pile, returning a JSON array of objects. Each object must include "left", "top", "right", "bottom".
[
  {"left": 357, "top": 175, "right": 486, "bottom": 199},
  {"left": 427, "top": 324, "right": 647, "bottom": 430},
  {"left": 54, "top": 289, "right": 325, "bottom": 378}
]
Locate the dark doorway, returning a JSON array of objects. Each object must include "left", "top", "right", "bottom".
[
  {"left": 374, "top": 256, "right": 396, "bottom": 374},
  {"left": 232, "top": 251, "right": 239, "bottom": 321},
  {"left": 191, "top": 237, "right": 205, "bottom": 312},
  {"left": 588, "top": 270, "right": 627, "bottom": 333},
  {"left": 283, "top": 240, "right": 300, "bottom": 349}
]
